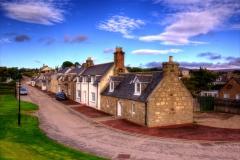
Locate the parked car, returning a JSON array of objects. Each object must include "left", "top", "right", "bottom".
[
  {"left": 56, "top": 92, "right": 67, "bottom": 100},
  {"left": 20, "top": 87, "right": 27, "bottom": 95}
]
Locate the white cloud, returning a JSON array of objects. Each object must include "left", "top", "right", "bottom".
[
  {"left": 103, "top": 48, "right": 115, "bottom": 53},
  {"left": 1, "top": 1, "right": 65, "bottom": 25},
  {"left": 0, "top": 38, "right": 11, "bottom": 43},
  {"left": 97, "top": 15, "right": 146, "bottom": 39},
  {"left": 132, "top": 49, "right": 183, "bottom": 55},
  {"left": 141, "top": 0, "right": 240, "bottom": 45}
]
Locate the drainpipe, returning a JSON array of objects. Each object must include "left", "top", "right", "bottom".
[
  {"left": 88, "top": 80, "right": 89, "bottom": 106},
  {"left": 145, "top": 101, "right": 148, "bottom": 126},
  {"left": 96, "top": 83, "right": 98, "bottom": 109}
]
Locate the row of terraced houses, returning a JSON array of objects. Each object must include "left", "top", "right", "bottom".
[{"left": 31, "top": 47, "right": 194, "bottom": 127}]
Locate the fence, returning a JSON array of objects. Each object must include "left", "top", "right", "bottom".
[
  {"left": 214, "top": 98, "right": 240, "bottom": 114},
  {"left": 193, "top": 97, "right": 240, "bottom": 114}
]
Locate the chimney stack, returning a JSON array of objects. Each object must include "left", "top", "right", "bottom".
[
  {"left": 169, "top": 56, "right": 173, "bottom": 62},
  {"left": 162, "top": 56, "right": 179, "bottom": 78}
]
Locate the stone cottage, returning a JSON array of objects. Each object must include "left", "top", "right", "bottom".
[
  {"left": 218, "top": 75, "right": 240, "bottom": 99},
  {"left": 101, "top": 56, "right": 193, "bottom": 127}
]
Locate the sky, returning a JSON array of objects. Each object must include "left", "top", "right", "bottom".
[{"left": 0, "top": 0, "right": 239, "bottom": 70}]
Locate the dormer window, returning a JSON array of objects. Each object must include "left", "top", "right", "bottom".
[
  {"left": 83, "top": 76, "right": 87, "bottom": 83},
  {"left": 91, "top": 76, "right": 95, "bottom": 84},
  {"left": 134, "top": 82, "right": 141, "bottom": 95},
  {"left": 109, "top": 81, "right": 114, "bottom": 92}
]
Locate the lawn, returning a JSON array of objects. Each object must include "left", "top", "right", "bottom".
[{"left": 0, "top": 94, "right": 107, "bottom": 160}]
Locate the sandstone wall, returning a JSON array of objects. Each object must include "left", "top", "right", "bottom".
[{"left": 147, "top": 77, "right": 193, "bottom": 127}]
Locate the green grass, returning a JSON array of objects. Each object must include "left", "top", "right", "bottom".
[{"left": 0, "top": 94, "right": 107, "bottom": 160}]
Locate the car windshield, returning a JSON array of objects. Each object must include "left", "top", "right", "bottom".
[{"left": 20, "top": 88, "right": 27, "bottom": 91}]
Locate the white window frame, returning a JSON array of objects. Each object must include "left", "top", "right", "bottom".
[
  {"left": 236, "top": 94, "right": 240, "bottom": 99},
  {"left": 132, "top": 103, "right": 136, "bottom": 114},
  {"left": 224, "top": 93, "right": 229, "bottom": 98},
  {"left": 77, "top": 90, "right": 81, "bottom": 98},
  {"left": 83, "top": 76, "right": 87, "bottom": 83},
  {"left": 91, "top": 92, "right": 95, "bottom": 102},
  {"left": 109, "top": 81, "right": 114, "bottom": 92},
  {"left": 91, "top": 76, "right": 95, "bottom": 84},
  {"left": 134, "top": 82, "right": 141, "bottom": 95},
  {"left": 107, "top": 98, "right": 109, "bottom": 107}
]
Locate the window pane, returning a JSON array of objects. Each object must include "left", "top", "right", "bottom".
[
  {"left": 91, "top": 93, "right": 95, "bottom": 101},
  {"left": 137, "top": 83, "right": 140, "bottom": 92}
]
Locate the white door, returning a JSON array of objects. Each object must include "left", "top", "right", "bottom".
[
  {"left": 58, "top": 85, "right": 61, "bottom": 92},
  {"left": 117, "top": 100, "right": 121, "bottom": 116},
  {"left": 83, "top": 91, "right": 86, "bottom": 103}
]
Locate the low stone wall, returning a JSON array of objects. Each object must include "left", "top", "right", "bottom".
[{"left": 214, "top": 98, "right": 240, "bottom": 114}]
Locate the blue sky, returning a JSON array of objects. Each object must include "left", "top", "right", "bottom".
[{"left": 0, "top": 0, "right": 239, "bottom": 70}]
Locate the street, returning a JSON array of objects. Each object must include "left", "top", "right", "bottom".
[{"left": 19, "top": 77, "right": 240, "bottom": 160}]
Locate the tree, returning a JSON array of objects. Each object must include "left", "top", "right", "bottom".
[
  {"left": 192, "top": 67, "right": 217, "bottom": 90},
  {"left": 74, "top": 62, "right": 81, "bottom": 68},
  {"left": 61, "top": 61, "right": 74, "bottom": 68},
  {"left": 233, "top": 70, "right": 240, "bottom": 75}
]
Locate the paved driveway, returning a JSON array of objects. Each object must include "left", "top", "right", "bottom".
[{"left": 20, "top": 80, "right": 240, "bottom": 160}]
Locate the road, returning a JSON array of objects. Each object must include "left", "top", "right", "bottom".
[{"left": 20, "top": 77, "right": 240, "bottom": 160}]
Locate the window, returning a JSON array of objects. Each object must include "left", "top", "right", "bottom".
[
  {"left": 236, "top": 94, "right": 240, "bottom": 99},
  {"left": 91, "top": 76, "right": 95, "bottom": 84},
  {"left": 224, "top": 93, "right": 229, "bottom": 98},
  {"left": 109, "top": 82, "right": 114, "bottom": 92},
  {"left": 68, "top": 89, "right": 71, "bottom": 95},
  {"left": 207, "top": 93, "right": 212, "bottom": 97},
  {"left": 91, "top": 92, "right": 95, "bottom": 102},
  {"left": 83, "top": 76, "right": 87, "bottom": 83},
  {"left": 107, "top": 98, "right": 109, "bottom": 107},
  {"left": 134, "top": 82, "right": 141, "bottom": 95},
  {"left": 132, "top": 103, "right": 136, "bottom": 114},
  {"left": 68, "top": 76, "right": 71, "bottom": 81},
  {"left": 77, "top": 90, "right": 81, "bottom": 98}
]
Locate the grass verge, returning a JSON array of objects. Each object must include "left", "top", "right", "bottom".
[{"left": 0, "top": 94, "right": 107, "bottom": 160}]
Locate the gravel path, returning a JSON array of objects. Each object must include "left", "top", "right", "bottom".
[{"left": 20, "top": 81, "right": 240, "bottom": 160}]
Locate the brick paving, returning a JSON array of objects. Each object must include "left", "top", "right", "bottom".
[{"left": 71, "top": 105, "right": 240, "bottom": 142}]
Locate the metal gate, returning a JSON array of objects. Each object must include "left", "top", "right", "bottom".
[{"left": 198, "top": 97, "right": 214, "bottom": 111}]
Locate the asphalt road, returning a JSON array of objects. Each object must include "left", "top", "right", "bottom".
[{"left": 20, "top": 77, "right": 240, "bottom": 160}]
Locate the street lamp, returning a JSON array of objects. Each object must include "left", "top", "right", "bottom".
[{"left": 18, "top": 73, "right": 21, "bottom": 126}]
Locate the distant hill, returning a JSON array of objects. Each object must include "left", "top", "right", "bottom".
[{"left": 209, "top": 68, "right": 240, "bottom": 72}]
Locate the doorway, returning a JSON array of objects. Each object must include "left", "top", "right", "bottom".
[{"left": 117, "top": 100, "right": 122, "bottom": 116}]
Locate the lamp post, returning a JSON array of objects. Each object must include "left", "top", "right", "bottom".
[{"left": 18, "top": 74, "right": 21, "bottom": 126}]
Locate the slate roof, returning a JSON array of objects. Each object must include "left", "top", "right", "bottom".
[
  {"left": 58, "top": 67, "right": 70, "bottom": 74},
  {"left": 110, "top": 76, "right": 124, "bottom": 82},
  {"left": 101, "top": 72, "right": 163, "bottom": 102},
  {"left": 135, "top": 74, "right": 153, "bottom": 83},
  {"left": 232, "top": 75, "right": 240, "bottom": 84},
  {"left": 68, "top": 66, "right": 85, "bottom": 74},
  {"left": 81, "top": 62, "right": 114, "bottom": 80}
]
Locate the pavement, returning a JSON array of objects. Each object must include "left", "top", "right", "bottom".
[{"left": 35, "top": 86, "right": 240, "bottom": 142}]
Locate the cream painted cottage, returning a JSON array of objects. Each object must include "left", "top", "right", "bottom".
[
  {"left": 75, "top": 47, "right": 128, "bottom": 108},
  {"left": 101, "top": 56, "right": 193, "bottom": 127}
]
